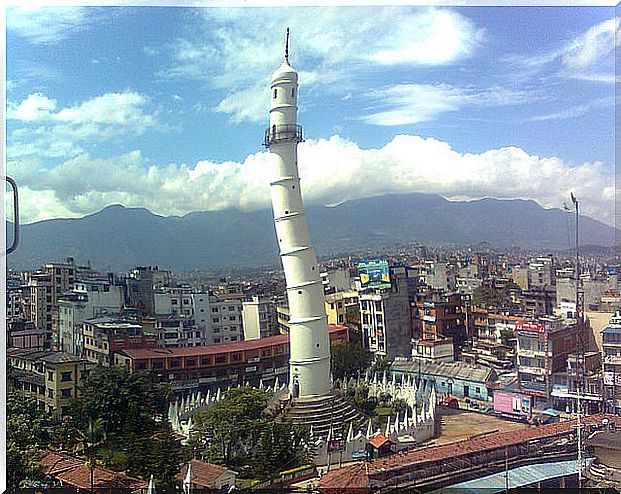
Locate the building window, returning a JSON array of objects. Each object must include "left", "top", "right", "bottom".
[
  {"left": 169, "top": 359, "right": 181, "bottom": 368},
  {"left": 137, "top": 362, "right": 147, "bottom": 370},
  {"left": 212, "top": 308, "right": 219, "bottom": 313},
  {"left": 214, "top": 338, "right": 221, "bottom": 344},
  {"left": 61, "top": 388, "right": 71, "bottom": 399},
  {"left": 47, "top": 371, "right": 54, "bottom": 382},
  {"left": 215, "top": 354, "right": 226, "bottom": 363},
  {"left": 228, "top": 306, "right": 236, "bottom": 311},
  {"left": 61, "top": 371, "right": 72, "bottom": 382},
  {"left": 186, "top": 359, "right": 196, "bottom": 367},
  {"left": 153, "top": 361, "right": 164, "bottom": 369},
  {"left": 273, "top": 88, "right": 277, "bottom": 98},
  {"left": 291, "top": 88, "right": 295, "bottom": 97},
  {"left": 172, "top": 299, "right": 178, "bottom": 305},
  {"left": 231, "top": 336, "right": 238, "bottom": 342},
  {"left": 475, "top": 387, "right": 481, "bottom": 394},
  {"left": 213, "top": 318, "right": 219, "bottom": 323}
]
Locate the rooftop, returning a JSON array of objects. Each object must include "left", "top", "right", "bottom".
[
  {"left": 40, "top": 452, "right": 147, "bottom": 490},
  {"left": 392, "top": 357, "right": 497, "bottom": 384},
  {"left": 176, "top": 460, "right": 234, "bottom": 487},
  {"left": 121, "top": 324, "right": 347, "bottom": 359},
  {"left": 7, "top": 348, "right": 91, "bottom": 364},
  {"left": 319, "top": 414, "right": 619, "bottom": 492}
]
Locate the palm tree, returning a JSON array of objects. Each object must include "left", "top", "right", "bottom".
[{"left": 75, "top": 418, "right": 106, "bottom": 493}]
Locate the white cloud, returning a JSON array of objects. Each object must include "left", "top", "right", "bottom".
[
  {"left": 158, "top": 7, "right": 483, "bottom": 123},
  {"left": 362, "top": 83, "right": 539, "bottom": 126},
  {"left": 529, "top": 96, "right": 615, "bottom": 122},
  {"left": 8, "top": 92, "right": 57, "bottom": 121},
  {"left": 7, "top": 6, "right": 93, "bottom": 44},
  {"left": 508, "top": 17, "right": 618, "bottom": 84},
  {"left": 12, "top": 134, "right": 614, "bottom": 226},
  {"left": 562, "top": 17, "right": 619, "bottom": 70},
  {"left": 7, "top": 91, "right": 159, "bottom": 160}
]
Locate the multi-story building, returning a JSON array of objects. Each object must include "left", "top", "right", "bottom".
[
  {"left": 360, "top": 276, "right": 412, "bottom": 360},
  {"left": 551, "top": 351, "right": 603, "bottom": 414},
  {"left": 126, "top": 266, "right": 172, "bottom": 317},
  {"left": 8, "top": 320, "right": 52, "bottom": 350},
  {"left": 528, "top": 257, "right": 555, "bottom": 288},
  {"left": 423, "top": 261, "right": 455, "bottom": 292},
  {"left": 602, "top": 311, "right": 621, "bottom": 414},
  {"left": 325, "top": 290, "right": 359, "bottom": 326},
  {"left": 411, "top": 293, "right": 467, "bottom": 355},
  {"left": 410, "top": 338, "right": 454, "bottom": 362},
  {"left": 83, "top": 317, "right": 156, "bottom": 366},
  {"left": 209, "top": 295, "right": 244, "bottom": 345},
  {"left": 521, "top": 286, "right": 556, "bottom": 317},
  {"left": 58, "top": 279, "right": 125, "bottom": 356},
  {"left": 516, "top": 316, "right": 580, "bottom": 406},
  {"left": 117, "top": 325, "right": 349, "bottom": 395},
  {"left": 7, "top": 348, "right": 95, "bottom": 417},
  {"left": 242, "top": 295, "right": 278, "bottom": 341},
  {"left": 150, "top": 315, "right": 208, "bottom": 348}
]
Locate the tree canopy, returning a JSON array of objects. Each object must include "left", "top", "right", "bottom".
[
  {"left": 331, "top": 340, "right": 370, "bottom": 381},
  {"left": 189, "top": 386, "right": 311, "bottom": 479}
]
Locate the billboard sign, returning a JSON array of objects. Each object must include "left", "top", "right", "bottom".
[
  {"left": 494, "top": 391, "right": 532, "bottom": 419},
  {"left": 515, "top": 320, "right": 545, "bottom": 334},
  {"left": 358, "top": 259, "right": 391, "bottom": 289}
]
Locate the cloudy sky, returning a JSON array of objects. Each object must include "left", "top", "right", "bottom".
[{"left": 6, "top": 4, "right": 619, "bottom": 225}]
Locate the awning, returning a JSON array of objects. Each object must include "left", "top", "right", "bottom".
[{"left": 429, "top": 458, "right": 594, "bottom": 493}]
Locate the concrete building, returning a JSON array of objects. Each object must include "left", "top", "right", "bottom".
[
  {"left": 242, "top": 295, "right": 277, "bottom": 341},
  {"left": 511, "top": 265, "right": 529, "bottom": 291},
  {"left": 325, "top": 290, "right": 359, "bottom": 326},
  {"left": 411, "top": 293, "right": 467, "bottom": 354},
  {"left": 117, "top": 325, "right": 349, "bottom": 395},
  {"left": 528, "top": 257, "right": 555, "bottom": 288},
  {"left": 392, "top": 357, "right": 498, "bottom": 403},
  {"left": 602, "top": 312, "right": 621, "bottom": 414},
  {"left": 7, "top": 348, "right": 95, "bottom": 417},
  {"left": 516, "top": 316, "right": 580, "bottom": 406},
  {"left": 321, "top": 267, "right": 352, "bottom": 294},
  {"left": 360, "top": 276, "right": 412, "bottom": 360},
  {"left": 83, "top": 317, "right": 156, "bottom": 366},
  {"left": 411, "top": 338, "right": 454, "bottom": 362},
  {"left": 58, "top": 279, "right": 125, "bottom": 356},
  {"left": 423, "top": 261, "right": 455, "bottom": 292},
  {"left": 126, "top": 266, "right": 172, "bottom": 317},
  {"left": 209, "top": 295, "right": 244, "bottom": 345}
]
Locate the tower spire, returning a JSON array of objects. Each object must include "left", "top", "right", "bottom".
[{"left": 285, "top": 27, "right": 290, "bottom": 63}]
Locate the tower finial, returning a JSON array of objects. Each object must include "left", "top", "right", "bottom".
[{"left": 285, "top": 27, "right": 290, "bottom": 63}]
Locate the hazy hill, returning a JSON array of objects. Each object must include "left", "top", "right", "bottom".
[{"left": 6, "top": 193, "right": 615, "bottom": 271}]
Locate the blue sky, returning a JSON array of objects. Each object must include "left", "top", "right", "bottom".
[{"left": 6, "top": 5, "right": 619, "bottom": 225}]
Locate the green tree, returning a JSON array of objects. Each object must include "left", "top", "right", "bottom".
[
  {"left": 369, "top": 356, "right": 390, "bottom": 377},
  {"left": 331, "top": 341, "right": 370, "bottom": 381},
  {"left": 74, "top": 417, "right": 107, "bottom": 493},
  {"left": 191, "top": 386, "right": 271, "bottom": 465},
  {"left": 253, "top": 422, "right": 312, "bottom": 479},
  {"left": 68, "top": 367, "right": 170, "bottom": 442},
  {"left": 7, "top": 391, "right": 55, "bottom": 488}
]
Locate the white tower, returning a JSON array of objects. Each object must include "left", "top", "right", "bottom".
[{"left": 265, "top": 29, "right": 331, "bottom": 398}]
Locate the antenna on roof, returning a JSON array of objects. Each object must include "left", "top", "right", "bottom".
[{"left": 285, "top": 27, "right": 290, "bottom": 63}]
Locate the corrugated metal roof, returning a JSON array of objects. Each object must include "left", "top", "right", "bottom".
[
  {"left": 392, "top": 358, "right": 496, "bottom": 384},
  {"left": 431, "top": 458, "right": 594, "bottom": 493}
]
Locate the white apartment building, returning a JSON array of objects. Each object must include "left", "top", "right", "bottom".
[{"left": 242, "top": 296, "right": 277, "bottom": 341}]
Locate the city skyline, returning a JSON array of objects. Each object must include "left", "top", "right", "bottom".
[{"left": 6, "top": 5, "right": 618, "bottom": 225}]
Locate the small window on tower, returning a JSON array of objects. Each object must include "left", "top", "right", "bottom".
[
  {"left": 274, "top": 88, "right": 277, "bottom": 99},
  {"left": 292, "top": 88, "right": 295, "bottom": 97}
]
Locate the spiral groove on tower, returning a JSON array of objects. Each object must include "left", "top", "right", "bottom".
[{"left": 264, "top": 30, "right": 331, "bottom": 398}]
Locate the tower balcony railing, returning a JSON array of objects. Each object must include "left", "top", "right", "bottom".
[{"left": 263, "top": 124, "right": 304, "bottom": 147}]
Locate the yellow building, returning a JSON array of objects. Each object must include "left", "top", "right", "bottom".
[
  {"left": 7, "top": 348, "right": 95, "bottom": 417},
  {"left": 325, "top": 290, "right": 359, "bottom": 326}
]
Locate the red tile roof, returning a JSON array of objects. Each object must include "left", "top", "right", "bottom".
[
  {"left": 176, "top": 460, "right": 233, "bottom": 488},
  {"left": 319, "top": 414, "right": 620, "bottom": 491},
  {"left": 368, "top": 434, "right": 390, "bottom": 449},
  {"left": 121, "top": 324, "right": 347, "bottom": 359},
  {"left": 40, "top": 452, "right": 147, "bottom": 490}
]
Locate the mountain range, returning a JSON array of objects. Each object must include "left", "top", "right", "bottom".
[{"left": 6, "top": 193, "right": 616, "bottom": 272}]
